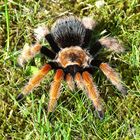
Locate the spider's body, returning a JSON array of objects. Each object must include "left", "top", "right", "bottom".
[{"left": 17, "top": 16, "right": 127, "bottom": 119}]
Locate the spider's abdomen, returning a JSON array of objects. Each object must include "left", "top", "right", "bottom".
[{"left": 51, "top": 16, "right": 86, "bottom": 48}]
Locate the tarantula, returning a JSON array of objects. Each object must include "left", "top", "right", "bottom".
[{"left": 17, "top": 16, "right": 127, "bottom": 119}]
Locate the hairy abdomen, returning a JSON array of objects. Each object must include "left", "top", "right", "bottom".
[{"left": 51, "top": 16, "right": 86, "bottom": 48}]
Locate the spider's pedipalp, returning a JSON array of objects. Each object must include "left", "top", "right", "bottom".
[
  {"left": 18, "top": 43, "right": 42, "bottom": 66},
  {"left": 17, "top": 64, "right": 51, "bottom": 100},
  {"left": 48, "top": 69, "right": 64, "bottom": 113},
  {"left": 99, "top": 63, "right": 127, "bottom": 94},
  {"left": 82, "top": 71, "right": 104, "bottom": 119},
  {"left": 65, "top": 73, "right": 75, "bottom": 91},
  {"left": 98, "top": 37, "right": 125, "bottom": 53}
]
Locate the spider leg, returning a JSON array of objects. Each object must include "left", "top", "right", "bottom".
[
  {"left": 40, "top": 45, "right": 56, "bottom": 59},
  {"left": 16, "top": 64, "right": 52, "bottom": 100},
  {"left": 47, "top": 69, "right": 64, "bottom": 113},
  {"left": 65, "top": 73, "right": 75, "bottom": 91},
  {"left": 18, "top": 43, "right": 56, "bottom": 66},
  {"left": 18, "top": 43, "right": 42, "bottom": 66},
  {"left": 81, "top": 17, "right": 97, "bottom": 48},
  {"left": 45, "top": 34, "right": 60, "bottom": 53},
  {"left": 82, "top": 17, "right": 97, "bottom": 30},
  {"left": 89, "top": 41, "right": 103, "bottom": 56},
  {"left": 34, "top": 25, "right": 60, "bottom": 53},
  {"left": 82, "top": 71, "right": 104, "bottom": 119},
  {"left": 99, "top": 63, "right": 127, "bottom": 94},
  {"left": 74, "top": 72, "right": 84, "bottom": 90},
  {"left": 89, "top": 37, "right": 125, "bottom": 57},
  {"left": 98, "top": 37, "right": 125, "bottom": 53}
]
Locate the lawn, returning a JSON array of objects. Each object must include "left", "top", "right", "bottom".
[{"left": 0, "top": 0, "right": 140, "bottom": 139}]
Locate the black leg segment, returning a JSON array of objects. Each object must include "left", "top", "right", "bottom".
[
  {"left": 41, "top": 46, "right": 56, "bottom": 59},
  {"left": 82, "top": 29, "right": 93, "bottom": 48},
  {"left": 45, "top": 34, "right": 60, "bottom": 53},
  {"left": 89, "top": 41, "right": 103, "bottom": 56}
]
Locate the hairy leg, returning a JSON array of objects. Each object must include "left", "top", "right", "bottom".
[
  {"left": 47, "top": 69, "right": 64, "bottom": 113},
  {"left": 89, "top": 37, "right": 125, "bottom": 57},
  {"left": 18, "top": 43, "right": 56, "bottom": 66},
  {"left": 40, "top": 46, "right": 56, "bottom": 59},
  {"left": 17, "top": 64, "right": 52, "bottom": 100},
  {"left": 65, "top": 73, "right": 75, "bottom": 91},
  {"left": 82, "top": 71, "right": 104, "bottom": 119},
  {"left": 45, "top": 34, "right": 60, "bottom": 53},
  {"left": 34, "top": 25, "right": 60, "bottom": 53},
  {"left": 74, "top": 72, "right": 84, "bottom": 90},
  {"left": 99, "top": 63, "right": 127, "bottom": 94},
  {"left": 18, "top": 43, "right": 42, "bottom": 66},
  {"left": 82, "top": 17, "right": 97, "bottom": 30},
  {"left": 98, "top": 37, "right": 125, "bottom": 53},
  {"left": 81, "top": 17, "right": 97, "bottom": 48}
]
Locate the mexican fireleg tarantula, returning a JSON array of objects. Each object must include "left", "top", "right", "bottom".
[{"left": 17, "top": 16, "right": 127, "bottom": 119}]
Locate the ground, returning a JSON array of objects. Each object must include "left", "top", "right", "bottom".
[{"left": 0, "top": 0, "right": 140, "bottom": 139}]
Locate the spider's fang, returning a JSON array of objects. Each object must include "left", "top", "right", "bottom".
[{"left": 64, "top": 65, "right": 81, "bottom": 77}]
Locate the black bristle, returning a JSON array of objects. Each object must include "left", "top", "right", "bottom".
[
  {"left": 51, "top": 16, "right": 86, "bottom": 48},
  {"left": 97, "top": 110, "right": 104, "bottom": 120},
  {"left": 16, "top": 93, "right": 24, "bottom": 101}
]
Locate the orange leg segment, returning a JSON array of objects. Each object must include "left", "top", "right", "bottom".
[
  {"left": 99, "top": 63, "right": 127, "bottom": 94},
  {"left": 17, "top": 64, "right": 51, "bottom": 100},
  {"left": 47, "top": 69, "right": 64, "bottom": 113},
  {"left": 82, "top": 71, "right": 104, "bottom": 119},
  {"left": 65, "top": 73, "right": 75, "bottom": 91},
  {"left": 74, "top": 72, "right": 84, "bottom": 90}
]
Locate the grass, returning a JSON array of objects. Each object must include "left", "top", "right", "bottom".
[{"left": 0, "top": 0, "right": 140, "bottom": 139}]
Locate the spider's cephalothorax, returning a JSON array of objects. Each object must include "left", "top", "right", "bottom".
[
  {"left": 17, "top": 16, "right": 127, "bottom": 119},
  {"left": 56, "top": 46, "right": 92, "bottom": 75}
]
